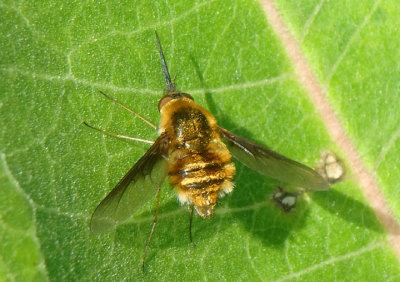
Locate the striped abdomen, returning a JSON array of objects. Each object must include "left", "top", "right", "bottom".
[
  {"left": 159, "top": 97, "right": 236, "bottom": 217},
  {"left": 169, "top": 139, "right": 235, "bottom": 218}
]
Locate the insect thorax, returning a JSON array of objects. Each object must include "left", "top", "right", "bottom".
[{"left": 160, "top": 98, "right": 236, "bottom": 218}]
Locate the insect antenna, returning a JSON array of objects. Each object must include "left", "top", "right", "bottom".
[
  {"left": 155, "top": 31, "right": 175, "bottom": 92},
  {"left": 98, "top": 90, "right": 157, "bottom": 130},
  {"left": 82, "top": 121, "right": 154, "bottom": 144}
]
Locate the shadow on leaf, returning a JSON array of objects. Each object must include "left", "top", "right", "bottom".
[
  {"left": 312, "top": 187, "right": 386, "bottom": 234},
  {"left": 189, "top": 56, "right": 312, "bottom": 247}
]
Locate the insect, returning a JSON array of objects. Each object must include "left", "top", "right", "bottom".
[{"left": 84, "top": 31, "right": 329, "bottom": 271}]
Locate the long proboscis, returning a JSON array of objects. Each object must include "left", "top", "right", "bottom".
[{"left": 155, "top": 31, "right": 175, "bottom": 92}]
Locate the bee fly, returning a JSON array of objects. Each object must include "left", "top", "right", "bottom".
[{"left": 84, "top": 31, "right": 329, "bottom": 271}]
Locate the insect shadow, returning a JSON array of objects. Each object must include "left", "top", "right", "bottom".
[
  {"left": 311, "top": 187, "right": 387, "bottom": 234},
  {"left": 187, "top": 56, "right": 311, "bottom": 247},
  {"left": 113, "top": 57, "right": 311, "bottom": 252},
  {"left": 93, "top": 49, "right": 387, "bottom": 269},
  {"left": 189, "top": 56, "right": 388, "bottom": 245}
]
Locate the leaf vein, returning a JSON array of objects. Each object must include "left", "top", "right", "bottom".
[
  {"left": 299, "top": 0, "right": 326, "bottom": 42},
  {"left": 0, "top": 153, "right": 50, "bottom": 280},
  {"left": 276, "top": 241, "right": 385, "bottom": 281},
  {"left": 324, "top": 0, "right": 382, "bottom": 88}
]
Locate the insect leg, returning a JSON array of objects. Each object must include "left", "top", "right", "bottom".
[
  {"left": 189, "top": 205, "right": 196, "bottom": 248},
  {"left": 98, "top": 90, "right": 157, "bottom": 130},
  {"left": 82, "top": 121, "right": 154, "bottom": 144},
  {"left": 142, "top": 184, "right": 162, "bottom": 274}
]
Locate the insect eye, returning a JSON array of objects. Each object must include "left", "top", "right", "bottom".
[
  {"left": 158, "top": 96, "right": 173, "bottom": 111},
  {"left": 158, "top": 93, "right": 194, "bottom": 111}
]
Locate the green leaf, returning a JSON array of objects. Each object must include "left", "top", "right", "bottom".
[
  {"left": 1, "top": 0, "right": 399, "bottom": 280},
  {"left": 274, "top": 0, "right": 400, "bottom": 223}
]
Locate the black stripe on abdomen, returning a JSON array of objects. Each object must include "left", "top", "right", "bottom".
[
  {"left": 181, "top": 162, "right": 221, "bottom": 176},
  {"left": 183, "top": 177, "right": 225, "bottom": 189}
]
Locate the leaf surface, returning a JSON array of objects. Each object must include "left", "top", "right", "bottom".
[{"left": 1, "top": 0, "right": 399, "bottom": 280}]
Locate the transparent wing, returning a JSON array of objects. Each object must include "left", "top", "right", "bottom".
[
  {"left": 90, "top": 133, "right": 169, "bottom": 233},
  {"left": 219, "top": 127, "right": 329, "bottom": 191}
]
